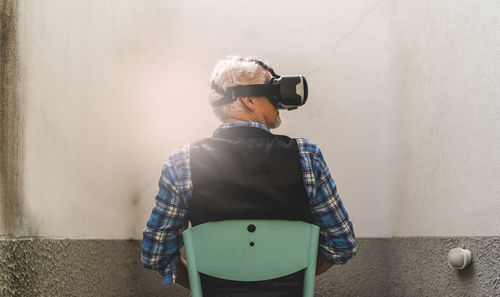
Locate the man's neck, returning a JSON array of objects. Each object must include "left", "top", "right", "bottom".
[{"left": 224, "top": 117, "right": 269, "bottom": 129}]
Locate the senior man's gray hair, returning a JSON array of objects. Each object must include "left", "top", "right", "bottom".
[{"left": 209, "top": 56, "right": 271, "bottom": 121}]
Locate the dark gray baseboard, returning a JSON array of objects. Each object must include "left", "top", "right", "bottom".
[
  {"left": 0, "top": 238, "right": 186, "bottom": 297},
  {"left": 316, "top": 237, "right": 499, "bottom": 297},
  {"left": 1, "top": 237, "right": 498, "bottom": 297}
]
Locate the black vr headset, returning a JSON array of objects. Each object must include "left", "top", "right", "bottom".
[{"left": 210, "top": 59, "right": 308, "bottom": 111}]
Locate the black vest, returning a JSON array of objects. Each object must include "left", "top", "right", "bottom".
[
  {"left": 189, "top": 126, "right": 313, "bottom": 226},
  {"left": 188, "top": 126, "right": 313, "bottom": 297}
]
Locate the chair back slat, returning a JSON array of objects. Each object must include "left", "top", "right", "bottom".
[{"left": 183, "top": 220, "right": 319, "bottom": 297}]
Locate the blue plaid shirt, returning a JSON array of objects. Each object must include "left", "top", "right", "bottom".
[{"left": 142, "top": 121, "right": 357, "bottom": 286}]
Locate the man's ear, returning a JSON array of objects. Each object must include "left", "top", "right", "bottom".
[{"left": 239, "top": 97, "right": 255, "bottom": 111}]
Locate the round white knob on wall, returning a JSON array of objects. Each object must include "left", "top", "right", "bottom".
[{"left": 447, "top": 247, "right": 472, "bottom": 270}]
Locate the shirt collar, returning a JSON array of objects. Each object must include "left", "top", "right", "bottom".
[{"left": 213, "top": 121, "right": 270, "bottom": 137}]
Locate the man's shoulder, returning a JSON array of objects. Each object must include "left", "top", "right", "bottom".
[
  {"left": 162, "top": 137, "right": 211, "bottom": 168},
  {"left": 161, "top": 143, "right": 192, "bottom": 171},
  {"left": 294, "top": 137, "right": 322, "bottom": 157}
]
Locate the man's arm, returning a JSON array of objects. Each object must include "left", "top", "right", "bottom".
[
  {"left": 303, "top": 141, "right": 357, "bottom": 271},
  {"left": 141, "top": 145, "right": 191, "bottom": 287}
]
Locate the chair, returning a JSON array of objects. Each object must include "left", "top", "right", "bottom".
[{"left": 182, "top": 220, "right": 319, "bottom": 297}]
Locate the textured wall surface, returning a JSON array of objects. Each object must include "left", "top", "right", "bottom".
[
  {"left": 1, "top": 237, "right": 498, "bottom": 297},
  {"left": 0, "top": 239, "right": 189, "bottom": 297},
  {"left": 389, "top": 237, "right": 500, "bottom": 297},
  {"left": 315, "top": 238, "right": 392, "bottom": 297}
]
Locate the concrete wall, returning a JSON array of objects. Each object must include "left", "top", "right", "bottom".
[
  {"left": 12, "top": 0, "right": 499, "bottom": 239},
  {"left": 15, "top": 0, "right": 395, "bottom": 239},
  {"left": 389, "top": 0, "right": 500, "bottom": 237},
  {"left": 1, "top": 238, "right": 499, "bottom": 297},
  {"left": 1, "top": 0, "right": 500, "bottom": 296}
]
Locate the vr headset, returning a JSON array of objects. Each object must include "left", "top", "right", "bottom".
[{"left": 210, "top": 59, "right": 308, "bottom": 111}]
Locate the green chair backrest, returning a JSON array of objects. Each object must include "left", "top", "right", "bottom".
[{"left": 182, "top": 220, "right": 320, "bottom": 297}]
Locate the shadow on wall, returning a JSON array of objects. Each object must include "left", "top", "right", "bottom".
[{"left": 0, "top": 0, "right": 24, "bottom": 237}]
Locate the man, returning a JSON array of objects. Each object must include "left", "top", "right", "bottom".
[{"left": 142, "top": 56, "right": 356, "bottom": 295}]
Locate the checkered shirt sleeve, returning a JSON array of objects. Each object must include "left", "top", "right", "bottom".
[
  {"left": 296, "top": 138, "right": 357, "bottom": 264},
  {"left": 141, "top": 144, "right": 192, "bottom": 286}
]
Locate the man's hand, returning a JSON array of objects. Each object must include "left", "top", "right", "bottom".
[
  {"left": 316, "top": 254, "right": 333, "bottom": 275},
  {"left": 175, "top": 256, "right": 191, "bottom": 290}
]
